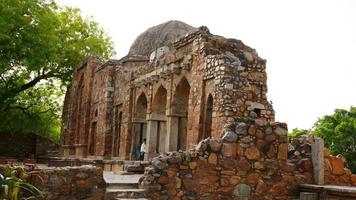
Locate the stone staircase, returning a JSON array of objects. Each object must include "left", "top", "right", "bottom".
[{"left": 104, "top": 161, "right": 148, "bottom": 200}]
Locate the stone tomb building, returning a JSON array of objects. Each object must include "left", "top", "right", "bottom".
[{"left": 61, "top": 20, "right": 274, "bottom": 160}]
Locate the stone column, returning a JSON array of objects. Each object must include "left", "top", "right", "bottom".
[
  {"left": 75, "top": 144, "right": 86, "bottom": 157},
  {"left": 145, "top": 119, "right": 158, "bottom": 160},
  {"left": 311, "top": 137, "right": 324, "bottom": 184},
  {"left": 166, "top": 116, "right": 179, "bottom": 152}
]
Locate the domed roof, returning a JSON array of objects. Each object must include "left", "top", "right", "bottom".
[{"left": 128, "top": 20, "right": 197, "bottom": 56}]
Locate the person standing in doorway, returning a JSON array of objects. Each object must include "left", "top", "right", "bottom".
[{"left": 140, "top": 138, "right": 146, "bottom": 160}]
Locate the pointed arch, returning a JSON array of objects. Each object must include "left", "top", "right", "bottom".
[
  {"left": 171, "top": 77, "right": 191, "bottom": 151},
  {"left": 135, "top": 92, "right": 148, "bottom": 119},
  {"left": 151, "top": 85, "right": 168, "bottom": 154},
  {"left": 132, "top": 92, "right": 148, "bottom": 160},
  {"left": 203, "top": 94, "right": 214, "bottom": 139},
  {"left": 172, "top": 77, "right": 190, "bottom": 116},
  {"left": 113, "top": 108, "right": 122, "bottom": 157},
  {"left": 74, "top": 74, "right": 85, "bottom": 145},
  {"left": 88, "top": 122, "right": 97, "bottom": 156},
  {"left": 152, "top": 85, "right": 167, "bottom": 115}
]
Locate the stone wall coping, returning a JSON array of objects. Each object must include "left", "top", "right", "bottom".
[
  {"left": 299, "top": 184, "right": 356, "bottom": 196},
  {"left": 36, "top": 164, "right": 97, "bottom": 171}
]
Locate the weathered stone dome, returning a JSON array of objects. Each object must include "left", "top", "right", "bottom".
[{"left": 128, "top": 20, "right": 197, "bottom": 56}]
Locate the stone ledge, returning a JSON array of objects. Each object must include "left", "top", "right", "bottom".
[{"left": 299, "top": 184, "right": 356, "bottom": 197}]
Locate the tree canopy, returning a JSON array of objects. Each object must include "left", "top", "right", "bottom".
[
  {"left": 0, "top": 0, "right": 115, "bottom": 141},
  {"left": 288, "top": 128, "right": 309, "bottom": 138},
  {"left": 313, "top": 107, "right": 356, "bottom": 173}
]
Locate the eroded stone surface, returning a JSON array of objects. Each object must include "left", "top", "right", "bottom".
[
  {"left": 140, "top": 121, "right": 356, "bottom": 200},
  {"left": 61, "top": 21, "right": 275, "bottom": 160},
  {"left": 58, "top": 20, "right": 356, "bottom": 200},
  {"left": 30, "top": 165, "right": 104, "bottom": 200}
]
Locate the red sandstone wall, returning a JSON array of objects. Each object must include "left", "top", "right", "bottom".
[{"left": 61, "top": 27, "right": 277, "bottom": 161}]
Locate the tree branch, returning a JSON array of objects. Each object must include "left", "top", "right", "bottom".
[
  {"left": 16, "top": 72, "right": 51, "bottom": 94},
  {"left": 5, "top": 104, "right": 35, "bottom": 118}
]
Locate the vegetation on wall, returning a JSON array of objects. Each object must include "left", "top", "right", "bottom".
[
  {"left": 0, "top": 0, "right": 115, "bottom": 141},
  {"left": 314, "top": 107, "right": 356, "bottom": 173},
  {"left": 289, "top": 107, "right": 356, "bottom": 173}
]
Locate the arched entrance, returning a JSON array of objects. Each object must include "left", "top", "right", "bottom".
[
  {"left": 113, "top": 105, "right": 122, "bottom": 157},
  {"left": 168, "top": 77, "right": 190, "bottom": 151},
  {"left": 152, "top": 86, "right": 167, "bottom": 154},
  {"left": 146, "top": 85, "right": 168, "bottom": 158},
  {"left": 132, "top": 93, "right": 148, "bottom": 160},
  {"left": 88, "top": 121, "right": 97, "bottom": 156},
  {"left": 71, "top": 74, "right": 84, "bottom": 156},
  {"left": 203, "top": 94, "right": 213, "bottom": 139}
]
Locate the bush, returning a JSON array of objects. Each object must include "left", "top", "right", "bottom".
[{"left": 0, "top": 165, "right": 44, "bottom": 200}]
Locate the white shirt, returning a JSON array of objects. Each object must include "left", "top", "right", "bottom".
[{"left": 140, "top": 142, "right": 146, "bottom": 153}]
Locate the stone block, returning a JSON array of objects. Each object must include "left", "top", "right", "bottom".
[
  {"left": 222, "top": 131, "right": 238, "bottom": 143},
  {"left": 277, "top": 143, "right": 288, "bottom": 160},
  {"left": 208, "top": 153, "right": 218, "bottom": 165},
  {"left": 189, "top": 161, "right": 197, "bottom": 170},
  {"left": 233, "top": 184, "right": 251, "bottom": 197},
  {"left": 324, "top": 148, "right": 331, "bottom": 157},
  {"left": 328, "top": 156, "right": 345, "bottom": 175},
  {"left": 237, "top": 158, "right": 251, "bottom": 171},
  {"left": 255, "top": 179, "right": 268, "bottom": 195},
  {"left": 229, "top": 176, "right": 242, "bottom": 185},
  {"left": 351, "top": 174, "right": 356, "bottom": 186},
  {"left": 280, "top": 162, "right": 295, "bottom": 172},
  {"left": 247, "top": 173, "right": 259, "bottom": 184},
  {"left": 274, "top": 127, "right": 287, "bottom": 136},
  {"left": 256, "top": 129, "right": 264, "bottom": 139},
  {"left": 299, "top": 158, "right": 312, "bottom": 172},
  {"left": 221, "top": 143, "right": 237, "bottom": 158},
  {"left": 209, "top": 139, "right": 222, "bottom": 152},
  {"left": 245, "top": 146, "right": 260, "bottom": 160}
]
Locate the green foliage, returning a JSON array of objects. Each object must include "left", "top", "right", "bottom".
[
  {"left": 288, "top": 128, "right": 310, "bottom": 138},
  {"left": 313, "top": 107, "right": 356, "bottom": 173},
  {"left": 0, "top": 165, "right": 44, "bottom": 200},
  {"left": 0, "top": 0, "right": 114, "bottom": 141},
  {"left": 0, "top": 83, "right": 62, "bottom": 142}
]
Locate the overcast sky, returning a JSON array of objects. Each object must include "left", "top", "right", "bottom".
[{"left": 55, "top": 0, "right": 356, "bottom": 131}]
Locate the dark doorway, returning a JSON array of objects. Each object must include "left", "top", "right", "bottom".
[
  {"left": 89, "top": 122, "right": 97, "bottom": 155},
  {"left": 203, "top": 94, "right": 213, "bottom": 139}
]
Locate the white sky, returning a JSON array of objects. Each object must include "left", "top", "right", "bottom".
[{"left": 56, "top": 0, "right": 356, "bottom": 131}]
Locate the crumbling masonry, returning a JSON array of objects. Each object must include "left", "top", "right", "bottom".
[
  {"left": 60, "top": 21, "right": 356, "bottom": 199},
  {"left": 61, "top": 20, "right": 275, "bottom": 161}
]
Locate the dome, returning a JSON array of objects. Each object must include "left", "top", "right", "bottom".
[{"left": 128, "top": 20, "right": 197, "bottom": 56}]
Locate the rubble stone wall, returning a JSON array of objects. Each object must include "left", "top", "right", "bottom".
[
  {"left": 31, "top": 165, "right": 105, "bottom": 200},
  {"left": 140, "top": 119, "right": 356, "bottom": 200},
  {"left": 60, "top": 21, "right": 277, "bottom": 161}
]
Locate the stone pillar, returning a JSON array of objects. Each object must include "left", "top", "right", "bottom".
[
  {"left": 311, "top": 137, "right": 324, "bottom": 185},
  {"left": 145, "top": 120, "right": 158, "bottom": 160},
  {"left": 75, "top": 144, "right": 86, "bottom": 157},
  {"left": 166, "top": 116, "right": 179, "bottom": 151}
]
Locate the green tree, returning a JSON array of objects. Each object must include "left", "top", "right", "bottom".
[
  {"left": 288, "top": 128, "right": 309, "bottom": 138},
  {"left": 313, "top": 107, "right": 356, "bottom": 173},
  {"left": 0, "top": 0, "right": 114, "bottom": 141}
]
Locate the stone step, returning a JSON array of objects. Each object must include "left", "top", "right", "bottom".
[
  {"left": 124, "top": 164, "right": 144, "bottom": 173},
  {"left": 105, "top": 188, "right": 146, "bottom": 199},
  {"left": 107, "top": 182, "right": 139, "bottom": 189},
  {"left": 104, "top": 171, "right": 143, "bottom": 189},
  {"left": 115, "top": 171, "right": 136, "bottom": 175},
  {"left": 121, "top": 161, "right": 149, "bottom": 174}
]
